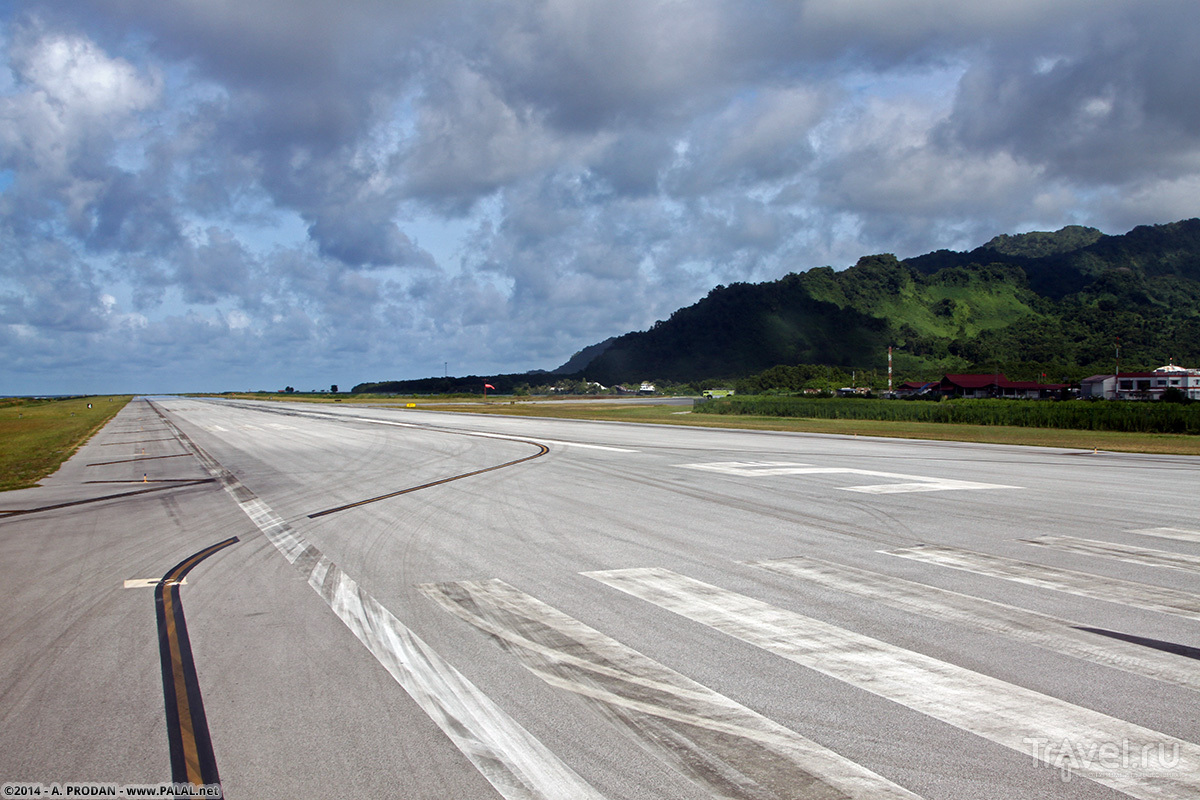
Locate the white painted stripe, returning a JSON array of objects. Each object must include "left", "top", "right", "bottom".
[
  {"left": 678, "top": 462, "right": 1017, "bottom": 493},
  {"left": 748, "top": 557, "right": 1200, "bottom": 693},
  {"left": 586, "top": 567, "right": 1200, "bottom": 799},
  {"left": 124, "top": 577, "right": 186, "bottom": 589},
  {"left": 1024, "top": 535, "right": 1200, "bottom": 572},
  {"left": 886, "top": 545, "right": 1200, "bottom": 621},
  {"left": 1130, "top": 527, "right": 1200, "bottom": 544},
  {"left": 843, "top": 479, "right": 1007, "bottom": 494},
  {"left": 527, "top": 438, "right": 636, "bottom": 452},
  {"left": 421, "top": 578, "right": 922, "bottom": 800},
  {"left": 154, "top": 405, "right": 604, "bottom": 800},
  {"left": 316, "top": 570, "right": 602, "bottom": 800}
]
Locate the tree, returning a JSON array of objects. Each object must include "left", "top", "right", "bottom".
[{"left": 331, "top": 384, "right": 338, "bottom": 393}]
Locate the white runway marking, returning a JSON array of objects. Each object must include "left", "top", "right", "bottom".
[
  {"left": 586, "top": 567, "right": 1200, "bottom": 799},
  {"left": 156, "top": 408, "right": 604, "bottom": 800},
  {"left": 886, "top": 545, "right": 1200, "bottom": 621},
  {"left": 124, "top": 577, "right": 186, "bottom": 589},
  {"left": 1023, "top": 536, "right": 1200, "bottom": 572},
  {"left": 678, "top": 462, "right": 1017, "bottom": 493},
  {"left": 748, "top": 557, "right": 1200, "bottom": 693},
  {"left": 422, "top": 578, "right": 922, "bottom": 800},
  {"left": 1129, "top": 527, "right": 1200, "bottom": 544},
  {"left": 528, "top": 438, "right": 637, "bottom": 452}
]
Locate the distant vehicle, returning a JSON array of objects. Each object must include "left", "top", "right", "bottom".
[{"left": 702, "top": 389, "right": 734, "bottom": 398}]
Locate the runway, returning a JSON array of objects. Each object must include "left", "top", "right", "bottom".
[{"left": 2, "top": 396, "right": 1198, "bottom": 799}]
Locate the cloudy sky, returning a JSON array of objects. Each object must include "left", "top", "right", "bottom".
[{"left": 2, "top": 1, "right": 1198, "bottom": 394}]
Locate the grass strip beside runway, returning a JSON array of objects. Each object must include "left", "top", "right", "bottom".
[{"left": 0, "top": 396, "right": 132, "bottom": 491}]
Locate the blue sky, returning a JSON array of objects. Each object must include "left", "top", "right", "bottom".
[{"left": 2, "top": 1, "right": 1199, "bottom": 394}]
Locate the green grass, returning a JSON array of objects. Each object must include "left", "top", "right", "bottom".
[
  {"left": 696, "top": 396, "right": 1200, "bottom": 434},
  {"left": 0, "top": 396, "right": 132, "bottom": 491}
]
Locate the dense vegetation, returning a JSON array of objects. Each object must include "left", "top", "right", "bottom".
[
  {"left": 353, "top": 219, "right": 1200, "bottom": 395},
  {"left": 580, "top": 219, "right": 1200, "bottom": 386},
  {"left": 694, "top": 396, "right": 1200, "bottom": 434}
]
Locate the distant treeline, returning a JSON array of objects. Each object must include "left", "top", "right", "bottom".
[
  {"left": 694, "top": 397, "right": 1200, "bottom": 434},
  {"left": 353, "top": 374, "right": 533, "bottom": 395}
]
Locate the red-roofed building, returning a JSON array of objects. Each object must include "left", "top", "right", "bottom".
[{"left": 937, "top": 374, "right": 1066, "bottom": 399}]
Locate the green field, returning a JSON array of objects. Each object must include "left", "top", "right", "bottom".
[
  {"left": 694, "top": 396, "right": 1200, "bottom": 434},
  {"left": 0, "top": 396, "right": 132, "bottom": 491}
]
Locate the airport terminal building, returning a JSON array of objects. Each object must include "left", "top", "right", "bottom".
[{"left": 1080, "top": 363, "right": 1200, "bottom": 401}]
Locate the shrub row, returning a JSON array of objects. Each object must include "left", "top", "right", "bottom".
[{"left": 693, "top": 397, "right": 1200, "bottom": 434}]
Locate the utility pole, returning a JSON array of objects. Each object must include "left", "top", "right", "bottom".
[{"left": 888, "top": 346, "right": 893, "bottom": 396}]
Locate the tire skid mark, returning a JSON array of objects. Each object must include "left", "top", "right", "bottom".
[
  {"left": 0, "top": 480, "right": 216, "bottom": 519},
  {"left": 587, "top": 567, "right": 1200, "bottom": 800},
  {"left": 147, "top": 400, "right": 604, "bottom": 800},
  {"left": 422, "top": 578, "right": 923, "bottom": 800},
  {"left": 307, "top": 441, "right": 548, "bottom": 519}
]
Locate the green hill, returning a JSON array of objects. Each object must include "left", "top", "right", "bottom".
[{"left": 580, "top": 219, "right": 1200, "bottom": 385}]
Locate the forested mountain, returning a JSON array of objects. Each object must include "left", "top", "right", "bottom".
[
  {"left": 577, "top": 219, "right": 1200, "bottom": 385},
  {"left": 352, "top": 219, "right": 1200, "bottom": 394}
]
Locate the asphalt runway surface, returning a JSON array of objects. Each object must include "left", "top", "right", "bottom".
[{"left": 2, "top": 397, "right": 1198, "bottom": 799}]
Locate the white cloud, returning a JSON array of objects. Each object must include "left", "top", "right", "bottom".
[
  {"left": 1, "top": 27, "right": 160, "bottom": 179},
  {"left": 2, "top": 0, "right": 1199, "bottom": 393}
]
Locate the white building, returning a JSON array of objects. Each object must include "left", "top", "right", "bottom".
[{"left": 1083, "top": 363, "right": 1200, "bottom": 400}]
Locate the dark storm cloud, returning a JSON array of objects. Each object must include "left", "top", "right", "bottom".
[
  {"left": 0, "top": 233, "right": 107, "bottom": 332},
  {"left": 3, "top": 0, "right": 1199, "bottom": 392},
  {"left": 944, "top": 0, "right": 1200, "bottom": 183}
]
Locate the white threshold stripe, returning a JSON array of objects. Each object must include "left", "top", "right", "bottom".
[
  {"left": 421, "top": 578, "right": 922, "bottom": 800},
  {"left": 1023, "top": 536, "right": 1200, "bottom": 572},
  {"left": 1129, "top": 527, "right": 1200, "bottom": 544},
  {"left": 747, "top": 557, "right": 1200, "bottom": 693},
  {"left": 586, "top": 567, "right": 1200, "bottom": 800},
  {"left": 157, "top": 408, "right": 604, "bottom": 800},
  {"left": 886, "top": 545, "right": 1200, "bottom": 621}
]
